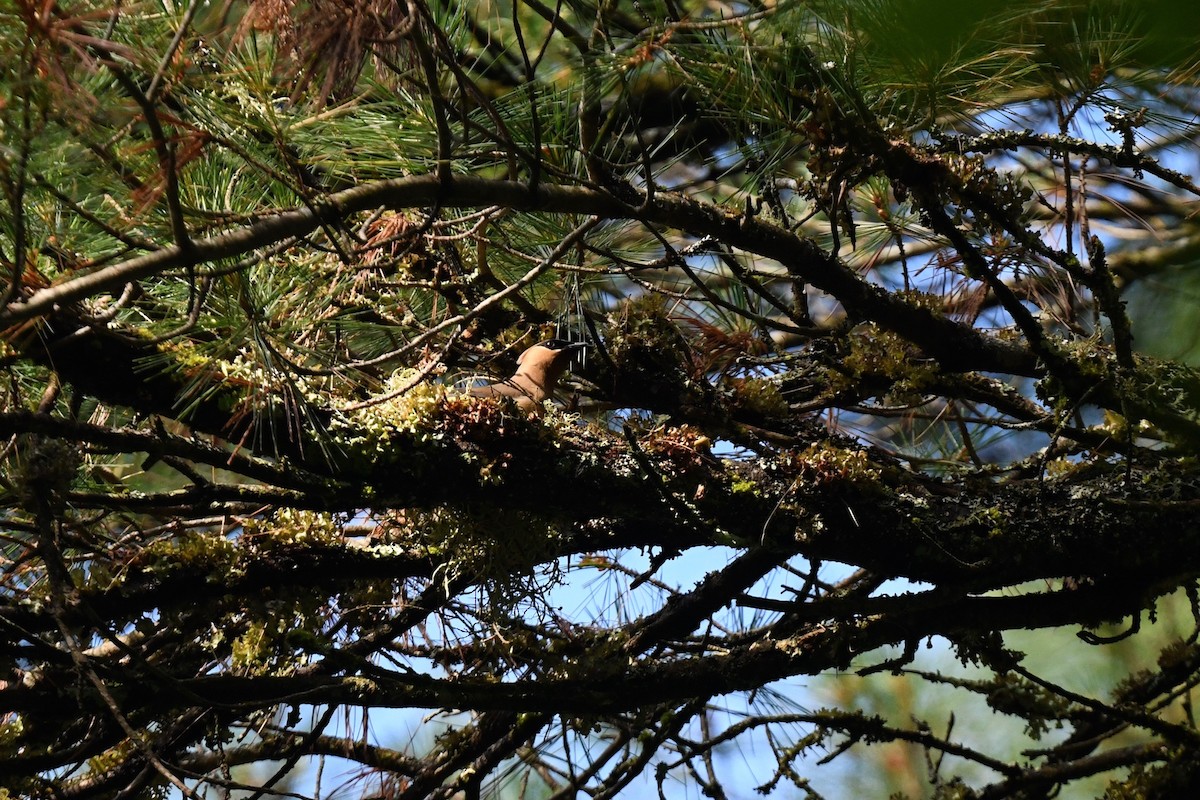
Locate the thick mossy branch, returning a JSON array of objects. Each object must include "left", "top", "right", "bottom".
[
  {"left": 0, "top": 579, "right": 1163, "bottom": 723},
  {"left": 14, "top": 205, "right": 1200, "bottom": 471},
  {"left": 4, "top": 398, "right": 1199, "bottom": 644},
  {"left": 11, "top": 307, "right": 1200, "bottom": 595},
  {"left": 1, "top": 174, "right": 1040, "bottom": 373}
]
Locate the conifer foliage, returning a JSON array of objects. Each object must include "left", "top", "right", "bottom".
[{"left": 3, "top": 1, "right": 1200, "bottom": 797}]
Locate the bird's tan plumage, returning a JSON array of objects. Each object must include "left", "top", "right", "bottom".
[{"left": 469, "top": 340, "right": 585, "bottom": 413}]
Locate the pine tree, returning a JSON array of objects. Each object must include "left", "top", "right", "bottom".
[{"left": 2, "top": 1, "right": 1200, "bottom": 797}]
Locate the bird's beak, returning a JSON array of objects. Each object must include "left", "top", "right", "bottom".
[{"left": 566, "top": 341, "right": 590, "bottom": 351}]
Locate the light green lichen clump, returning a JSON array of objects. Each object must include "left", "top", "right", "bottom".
[
  {"left": 242, "top": 508, "right": 341, "bottom": 546},
  {"left": 400, "top": 506, "right": 565, "bottom": 611},
  {"left": 792, "top": 442, "right": 881, "bottom": 486},
  {"left": 330, "top": 369, "right": 461, "bottom": 458},
  {"left": 837, "top": 323, "right": 940, "bottom": 398}
]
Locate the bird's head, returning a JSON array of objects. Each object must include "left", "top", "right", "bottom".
[{"left": 516, "top": 338, "right": 589, "bottom": 368}]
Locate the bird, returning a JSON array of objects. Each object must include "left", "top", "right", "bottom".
[{"left": 469, "top": 339, "right": 587, "bottom": 414}]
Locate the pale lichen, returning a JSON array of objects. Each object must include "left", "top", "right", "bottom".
[
  {"left": 331, "top": 369, "right": 459, "bottom": 458},
  {"left": 791, "top": 442, "right": 881, "bottom": 486},
  {"left": 243, "top": 508, "right": 342, "bottom": 546}
]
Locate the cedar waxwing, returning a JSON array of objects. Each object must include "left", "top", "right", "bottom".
[{"left": 469, "top": 339, "right": 587, "bottom": 413}]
